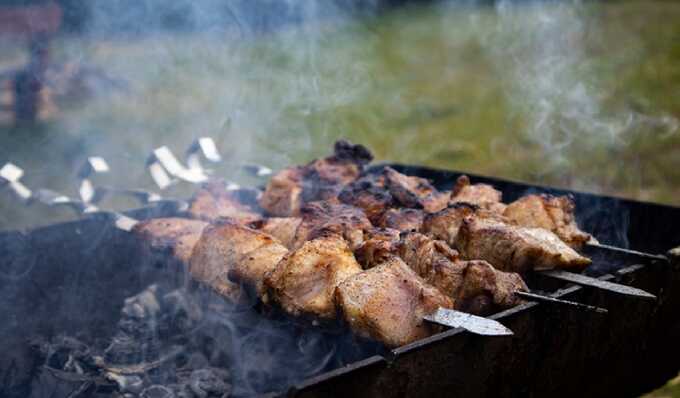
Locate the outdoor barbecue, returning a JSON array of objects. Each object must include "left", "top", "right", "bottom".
[
  {"left": 2, "top": 1, "right": 680, "bottom": 397},
  {"left": 1, "top": 137, "right": 679, "bottom": 397}
]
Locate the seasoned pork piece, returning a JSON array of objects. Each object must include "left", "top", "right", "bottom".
[
  {"left": 378, "top": 208, "right": 425, "bottom": 232},
  {"left": 259, "top": 167, "right": 304, "bottom": 217},
  {"left": 449, "top": 175, "right": 506, "bottom": 213},
  {"left": 264, "top": 235, "right": 363, "bottom": 320},
  {"left": 133, "top": 218, "right": 208, "bottom": 264},
  {"left": 354, "top": 228, "right": 401, "bottom": 268},
  {"left": 188, "top": 179, "right": 262, "bottom": 223},
  {"left": 260, "top": 140, "right": 373, "bottom": 217},
  {"left": 335, "top": 257, "right": 453, "bottom": 348},
  {"left": 422, "top": 203, "right": 506, "bottom": 246},
  {"left": 503, "top": 194, "right": 593, "bottom": 248},
  {"left": 457, "top": 217, "right": 592, "bottom": 273},
  {"left": 338, "top": 174, "right": 394, "bottom": 224},
  {"left": 453, "top": 260, "right": 527, "bottom": 315},
  {"left": 376, "top": 232, "right": 527, "bottom": 315},
  {"left": 293, "top": 200, "right": 372, "bottom": 250},
  {"left": 383, "top": 167, "right": 449, "bottom": 213},
  {"left": 188, "top": 221, "right": 288, "bottom": 301},
  {"left": 251, "top": 217, "right": 302, "bottom": 249}
]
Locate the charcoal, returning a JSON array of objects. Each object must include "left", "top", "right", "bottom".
[
  {"left": 188, "top": 368, "right": 232, "bottom": 398},
  {"left": 141, "top": 384, "right": 176, "bottom": 398}
]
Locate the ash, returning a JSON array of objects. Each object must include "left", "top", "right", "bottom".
[{"left": 26, "top": 283, "right": 378, "bottom": 397}]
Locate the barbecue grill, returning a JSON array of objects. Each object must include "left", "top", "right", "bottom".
[{"left": 1, "top": 152, "right": 679, "bottom": 397}]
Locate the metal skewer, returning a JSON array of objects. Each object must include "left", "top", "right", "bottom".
[
  {"left": 515, "top": 290, "right": 608, "bottom": 314},
  {"left": 423, "top": 308, "right": 513, "bottom": 336},
  {"left": 539, "top": 270, "right": 656, "bottom": 300}
]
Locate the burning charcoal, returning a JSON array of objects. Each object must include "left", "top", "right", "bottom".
[{"left": 141, "top": 384, "right": 176, "bottom": 398}]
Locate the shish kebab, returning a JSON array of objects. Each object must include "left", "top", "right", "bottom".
[
  {"left": 132, "top": 141, "right": 621, "bottom": 347},
  {"left": 2, "top": 140, "right": 642, "bottom": 347}
]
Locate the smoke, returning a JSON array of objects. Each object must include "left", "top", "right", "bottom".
[{"left": 483, "top": 0, "right": 678, "bottom": 191}]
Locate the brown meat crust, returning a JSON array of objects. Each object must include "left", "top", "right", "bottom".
[
  {"left": 503, "top": 194, "right": 593, "bottom": 248},
  {"left": 293, "top": 200, "right": 373, "bottom": 251},
  {"left": 449, "top": 175, "right": 506, "bottom": 213},
  {"left": 133, "top": 217, "right": 208, "bottom": 264},
  {"left": 354, "top": 228, "right": 401, "bottom": 269},
  {"left": 188, "top": 179, "right": 262, "bottom": 223},
  {"left": 383, "top": 167, "right": 449, "bottom": 213},
  {"left": 377, "top": 208, "right": 425, "bottom": 232},
  {"left": 422, "top": 203, "right": 507, "bottom": 247},
  {"left": 259, "top": 140, "right": 373, "bottom": 217},
  {"left": 188, "top": 221, "right": 288, "bottom": 301},
  {"left": 456, "top": 217, "right": 591, "bottom": 273},
  {"left": 251, "top": 217, "right": 302, "bottom": 249},
  {"left": 338, "top": 174, "right": 394, "bottom": 224},
  {"left": 264, "top": 235, "right": 363, "bottom": 320},
  {"left": 335, "top": 257, "right": 453, "bottom": 348}
]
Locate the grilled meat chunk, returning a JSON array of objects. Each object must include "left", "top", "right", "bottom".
[
  {"left": 354, "top": 228, "right": 401, "bottom": 268},
  {"left": 293, "top": 200, "right": 372, "bottom": 250},
  {"left": 188, "top": 180, "right": 262, "bottom": 223},
  {"left": 360, "top": 231, "right": 526, "bottom": 314},
  {"left": 378, "top": 208, "right": 425, "bottom": 232},
  {"left": 449, "top": 175, "right": 506, "bottom": 213},
  {"left": 422, "top": 203, "right": 506, "bottom": 246},
  {"left": 384, "top": 167, "right": 449, "bottom": 213},
  {"left": 457, "top": 217, "right": 591, "bottom": 273},
  {"left": 453, "top": 260, "right": 527, "bottom": 314},
  {"left": 264, "top": 235, "right": 362, "bottom": 319},
  {"left": 189, "top": 221, "right": 288, "bottom": 301},
  {"left": 260, "top": 140, "right": 373, "bottom": 216},
  {"left": 251, "top": 217, "right": 302, "bottom": 249},
  {"left": 133, "top": 218, "right": 208, "bottom": 264},
  {"left": 503, "top": 194, "right": 593, "bottom": 248},
  {"left": 335, "top": 257, "right": 453, "bottom": 348},
  {"left": 338, "top": 174, "right": 394, "bottom": 224},
  {"left": 259, "top": 167, "right": 304, "bottom": 217}
]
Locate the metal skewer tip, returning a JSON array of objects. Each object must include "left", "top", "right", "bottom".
[
  {"left": 515, "top": 291, "right": 608, "bottom": 314},
  {"left": 423, "top": 308, "right": 513, "bottom": 336},
  {"left": 540, "top": 270, "right": 657, "bottom": 301}
]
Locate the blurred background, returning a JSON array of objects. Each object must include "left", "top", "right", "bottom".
[{"left": 0, "top": 0, "right": 679, "bottom": 395}]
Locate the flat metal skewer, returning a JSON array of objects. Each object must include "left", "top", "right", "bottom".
[
  {"left": 423, "top": 308, "right": 513, "bottom": 336},
  {"left": 515, "top": 291, "right": 608, "bottom": 314},
  {"left": 585, "top": 242, "right": 667, "bottom": 262},
  {"left": 539, "top": 269, "right": 656, "bottom": 300}
]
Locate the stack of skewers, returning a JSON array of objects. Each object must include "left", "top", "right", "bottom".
[{"left": 133, "top": 140, "right": 614, "bottom": 348}]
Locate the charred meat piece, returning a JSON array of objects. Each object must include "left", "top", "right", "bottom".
[
  {"left": 133, "top": 218, "right": 208, "bottom": 264},
  {"left": 260, "top": 140, "right": 373, "bottom": 216},
  {"left": 383, "top": 167, "right": 449, "bottom": 213},
  {"left": 457, "top": 217, "right": 592, "bottom": 273},
  {"left": 376, "top": 232, "right": 526, "bottom": 315},
  {"left": 503, "top": 194, "right": 593, "bottom": 248},
  {"left": 188, "top": 179, "right": 262, "bottom": 223},
  {"left": 189, "top": 221, "right": 288, "bottom": 301},
  {"left": 378, "top": 208, "right": 425, "bottom": 232},
  {"left": 354, "top": 228, "right": 401, "bottom": 268},
  {"left": 264, "top": 235, "right": 363, "bottom": 320},
  {"left": 293, "top": 200, "right": 373, "bottom": 251},
  {"left": 335, "top": 257, "right": 453, "bottom": 348},
  {"left": 250, "top": 217, "right": 302, "bottom": 249},
  {"left": 422, "top": 203, "right": 506, "bottom": 246},
  {"left": 449, "top": 175, "right": 506, "bottom": 213},
  {"left": 338, "top": 174, "right": 394, "bottom": 224}
]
